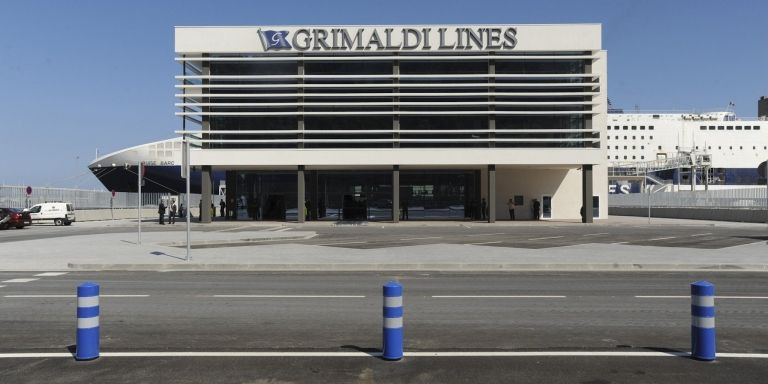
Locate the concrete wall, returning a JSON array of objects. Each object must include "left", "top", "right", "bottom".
[
  {"left": 492, "top": 167, "right": 607, "bottom": 220},
  {"left": 609, "top": 207, "right": 768, "bottom": 223}
]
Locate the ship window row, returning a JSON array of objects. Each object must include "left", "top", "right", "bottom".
[
  {"left": 700, "top": 125, "right": 760, "bottom": 131},
  {"left": 608, "top": 145, "right": 645, "bottom": 150},
  {"left": 609, "top": 155, "right": 645, "bottom": 160},
  {"left": 607, "top": 125, "right": 654, "bottom": 130},
  {"left": 606, "top": 135, "right": 652, "bottom": 140},
  {"left": 705, "top": 145, "right": 767, "bottom": 150}
]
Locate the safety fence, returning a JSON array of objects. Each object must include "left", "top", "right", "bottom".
[
  {"left": 608, "top": 187, "right": 767, "bottom": 209},
  {"left": 0, "top": 185, "right": 201, "bottom": 210}
]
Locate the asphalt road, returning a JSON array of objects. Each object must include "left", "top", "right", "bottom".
[
  {"left": 0, "top": 271, "right": 766, "bottom": 383},
  {"left": 2, "top": 220, "right": 768, "bottom": 250}
]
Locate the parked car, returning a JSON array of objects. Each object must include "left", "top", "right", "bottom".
[
  {"left": 11, "top": 208, "right": 32, "bottom": 226},
  {"left": 24, "top": 202, "right": 76, "bottom": 226},
  {"left": 0, "top": 208, "right": 27, "bottom": 229}
]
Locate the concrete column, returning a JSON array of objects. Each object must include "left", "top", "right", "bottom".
[
  {"left": 487, "top": 164, "right": 496, "bottom": 223},
  {"left": 392, "top": 165, "right": 400, "bottom": 223},
  {"left": 488, "top": 55, "right": 495, "bottom": 148},
  {"left": 201, "top": 166, "right": 212, "bottom": 223},
  {"left": 393, "top": 56, "right": 399, "bottom": 148},
  {"left": 297, "top": 165, "right": 305, "bottom": 223},
  {"left": 582, "top": 164, "right": 594, "bottom": 223},
  {"left": 199, "top": 55, "right": 212, "bottom": 224},
  {"left": 297, "top": 58, "right": 304, "bottom": 149}
]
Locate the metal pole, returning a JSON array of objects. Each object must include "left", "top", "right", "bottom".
[
  {"left": 137, "top": 162, "right": 142, "bottom": 245},
  {"left": 647, "top": 174, "right": 651, "bottom": 224},
  {"left": 186, "top": 138, "right": 191, "bottom": 261}
]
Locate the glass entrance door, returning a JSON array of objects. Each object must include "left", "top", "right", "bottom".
[{"left": 541, "top": 195, "right": 552, "bottom": 219}]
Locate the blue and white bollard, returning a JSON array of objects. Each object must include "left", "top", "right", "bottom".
[
  {"left": 382, "top": 281, "right": 403, "bottom": 360},
  {"left": 76, "top": 282, "right": 100, "bottom": 360},
  {"left": 691, "top": 280, "right": 715, "bottom": 361}
]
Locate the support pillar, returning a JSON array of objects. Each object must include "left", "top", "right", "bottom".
[
  {"left": 487, "top": 164, "right": 496, "bottom": 223},
  {"left": 200, "top": 166, "right": 212, "bottom": 223},
  {"left": 297, "top": 165, "right": 305, "bottom": 223},
  {"left": 199, "top": 54, "right": 212, "bottom": 224},
  {"left": 392, "top": 165, "right": 400, "bottom": 223},
  {"left": 582, "top": 164, "right": 593, "bottom": 223}
]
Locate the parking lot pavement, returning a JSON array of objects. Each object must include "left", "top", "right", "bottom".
[
  {"left": 1, "top": 216, "right": 767, "bottom": 272},
  {"left": 1, "top": 271, "right": 767, "bottom": 383}
]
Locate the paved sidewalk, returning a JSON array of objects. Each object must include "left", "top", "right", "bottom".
[{"left": 1, "top": 217, "right": 766, "bottom": 271}]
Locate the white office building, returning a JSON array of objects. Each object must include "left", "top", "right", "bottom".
[{"left": 173, "top": 24, "right": 608, "bottom": 223}]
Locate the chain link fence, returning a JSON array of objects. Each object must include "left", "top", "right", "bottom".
[
  {"left": 609, "top": 187, "right": 767, "bottom": 209},
  {"left": 0, "top": 185, "right": 201, "bottom": 210}
]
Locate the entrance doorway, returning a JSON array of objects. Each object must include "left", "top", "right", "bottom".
[
  {"left": 342, "top": 194, "right": 368, "bottom": 221},
  {"left": 541, "top": 195, "right": 552, "bottom": 219}
]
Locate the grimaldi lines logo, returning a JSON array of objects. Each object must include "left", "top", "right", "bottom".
[{"left": 258, "top": 27, "right": 517, "bottom": 52}]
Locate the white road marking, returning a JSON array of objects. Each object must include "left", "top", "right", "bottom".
[
  {"left": 465, "top": 241, "right": 503, "bottom": 245},
  {"left": 399, "top": 236, "right": 443, "bottom": 241},
  {"left": 466, "top": 232, "right": 507, "bottom": 237},
  {"left": 262, "top": 226, "right": 285, "bottom": 232},
  {"left": 432, "top": 295, "right": 566, "bottom": 299},
  {"left": 212, "top": 295, "right": 365, "bottom": 298},
  {"left": 213, "top": 225, "right": 259, "bottom": 233},
  {"left": 274, "top": 227, "right": 292, "bottom": 232},
  {"left": 690, "top": 233, "right": 713, "bottom": 237},
  {"left": 582, "top": 233, "right": 609, "bottom": 237},
  {"left": 3, "top": 295, "right": 149, "bottom": 298},
  {"left": 636, "top": 295, "right": 768, "bottom": 299},
  {"left": 0, "top": 351, "right": 765, "bottom": 359},
  {"left": 648, "top": 236, "right": 677, "bottom": 241},
  {"left": 527, "top": 236, "right": 564, "bottom": 241},
  {"left": 316, "top": 241, "right": 366, "bottom": 246},
  {"left": 0, "top": 286, "right": 5, "bottom": 288},
  {"left": 612, "top": 241, "right": 629, "bottom": 244},
  {"left": 34, "top": 272, "right": 68, "bottom": 277},
  {"left": 1, "top": 278, "right": 39, "bottom": 283}
]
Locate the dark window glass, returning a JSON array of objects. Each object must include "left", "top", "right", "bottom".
[
  {"left": 211, "top": 62, "right": 296, "bottom": 75},
  {"left": 401, "top": 60, "right": 487, "bottom": 74},
  {"left": 305, "top": 61, "right": 392, "bottom": 75},
  {"left": 496, "top": 60, "right": 585, "bottom": 74}
]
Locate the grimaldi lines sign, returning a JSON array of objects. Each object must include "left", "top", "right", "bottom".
[{"left": 258, "top": 27, "right": 518, "bottom": 52}]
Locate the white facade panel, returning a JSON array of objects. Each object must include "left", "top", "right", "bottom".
[{"left": 175, "top": 25, "right": 601, "bottom": 54}]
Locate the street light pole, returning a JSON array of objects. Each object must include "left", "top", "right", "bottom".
[
  {"left": 185, "top": 137, "right": 191, "bottom": 262},
  {"left": 137, "top": 162, "right": 142, "bottom": 245}
]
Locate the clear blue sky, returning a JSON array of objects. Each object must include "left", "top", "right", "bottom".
[{"left": 1, "top": 0, "right": 766, "bottom": 189}]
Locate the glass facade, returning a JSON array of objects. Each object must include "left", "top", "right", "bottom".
[
  {"left": 193, "top": 53, "right": 598, "bottom": 150},
  {"left": 227, "top": 169, "right": 480, "bottom": 221}
]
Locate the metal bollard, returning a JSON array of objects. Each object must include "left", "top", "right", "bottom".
[
  {"left": 382, "top": 281, "right": 403, "bottom": 360},
  {"left": 691, "top": 280, "right": 715, "bottom": 361},
  {"left": 76, "top": 282, "right": 100, "bottom": 360}
]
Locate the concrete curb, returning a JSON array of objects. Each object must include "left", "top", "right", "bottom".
[
  {"left": 66, "top": 263, "right": 768, "bottom": 272},
  {"left": 160, "top": 234, "right": 315, "bottom": 248}
]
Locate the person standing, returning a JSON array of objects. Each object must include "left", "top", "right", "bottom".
[
  {"left": 480, "top": 198, "right": 487, "bottom": 220},
  {"left": 169, "top": 199, "right": 177, "bottom": 224},
  {"left": 178, "top": 202, "right": 184, "bottom": 219},
  {"left": 532, "top": 199, "right": 541, "bottom": 220},
  {"left": 158, "top": 200, "right": 166, "bottom": 225},
  {"left": 211, "top": 202, "right": 216, "bottom": 220},
  {"left": 198, "top": 200, "right": 202, "bottom": 222},
  {"left": 219, "top": 199, "right": 226, "bottom": 218},
  {"left": 507, "top": 198, "right": 515, "bottom": 221}
]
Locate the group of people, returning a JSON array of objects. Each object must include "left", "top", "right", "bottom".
[
  {"left": 481, "top": 197, "right": 542, "bottom": 221},
  {"left": 157, "top": 199, "right": 183, "bottom": 225}
]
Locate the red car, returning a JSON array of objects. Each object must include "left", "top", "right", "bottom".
[{"left": 0, "top": 208, "right": 28, "bottom": 229}]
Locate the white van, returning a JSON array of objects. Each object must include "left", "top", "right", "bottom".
[{"left": 26, "top": 202, "right": 76, "bottom": 226}]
